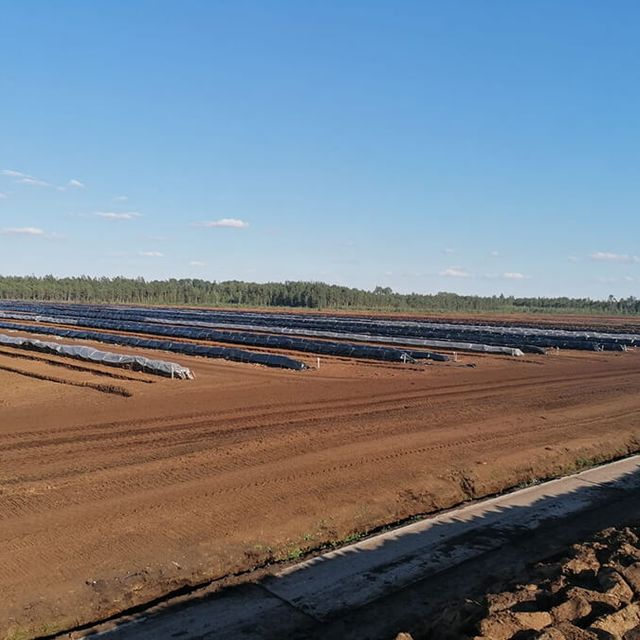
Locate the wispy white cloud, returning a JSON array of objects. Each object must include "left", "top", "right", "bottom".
[
  {"left": 114, "top": 195, "right": 128, "bottom": 202},
  {"left": 439, "top": 267, "right": 470, "bottom": 278},
  {"left": 568, "top": 256, "right": 579, "bottom": 263},
  {"left": 0, "top": 226, "right": 45, "bottom": 236},
  {"left": 489, "top": 250, "right": 500, "bottom": 257},
  {"left": 139, "top": 250, "right": 164, "bottom": 257},
  {"left": 0, "top": 192, "right": 7, "bottom": 199},
  {"left": 189, "top": 260, "right": 206, "bottom": 267},
  {"left": 443, "top": 248, "right": 456, "bottom": 255},
  {"left": 1, "top": 169, "right": 30, "bottom": 178},
  {"left": 590, "top": 251, "right": 640, "bottom": 264},
  {"left": 93, "top": 211, "right": 142, "bottom": 220},
  {"left": 18, "top": 176, "right": 51, "bottom": 187},
  {"left": 481, "top": 271, "right": 530, "bottom": 280},
  {"left": 193, "top": 218, "right": 249, "bottom": 229},
  {"left": 2, "top": 169, "right": 51, "bottom": 187},
  {"left": 2, "top": 168, "right": 86, "bottom": 191}
]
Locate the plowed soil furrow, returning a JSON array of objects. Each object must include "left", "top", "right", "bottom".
[
  {"left": 2, "top": 401, "right": 638, "bottom": 532},
  {"left": 0, "top": 360, "right": 132, "bottom": 397},
  {"left": 2, "top": 361, "right": 636, "bottom": 451},
  {"left": 0, "top": 425, "right": 557, "bottom": 516},
  {"left": 3, "top": 376, "right": 638, "bottom": 494},
  {"left": 2, "top": 368, "right": 637, "bottom": 488}
]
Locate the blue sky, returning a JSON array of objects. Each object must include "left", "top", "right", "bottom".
[{"left": 1, "top": 1, "right": 639, "bottom": 298}]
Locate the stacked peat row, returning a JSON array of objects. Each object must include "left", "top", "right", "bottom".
[
  {"left": 168, "top": 312, "right": 635, "bottom": 352},
  {"left": 0, "top": 307, "right": 440, "bottom": 364},
  {"left": 68, "top": 304, "right": 636, "bottom": 352},
  {"left": 0, "top": 320, "right": 307, "bottom": 370},
  {"left": 134, "top": 317, "right": 515, "bottom": 357},
  {"left": 1, "top": 302, "right": 515, "bottom": 357},
  {"left": 3, "top": 301, "right": 636, "bottom": 353},
  {"left": 0, "top": 333, "right": 194, "bottom": 379}
]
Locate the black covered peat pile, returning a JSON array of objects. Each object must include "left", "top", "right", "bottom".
[{"left": 396, "top": 524, "right": 640, "bottom": 640}]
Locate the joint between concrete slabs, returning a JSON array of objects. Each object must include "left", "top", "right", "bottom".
[{"left": 257, "top": 582, "right": 323, "bottom": 624}]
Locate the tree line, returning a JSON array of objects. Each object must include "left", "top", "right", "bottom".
[{"left": 0, "top": 275, "right": 638, "bottom": 315}]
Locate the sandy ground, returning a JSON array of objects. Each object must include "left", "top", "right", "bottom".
[{"left": 1, "top": 327, "right": 640, "bottom": 638}]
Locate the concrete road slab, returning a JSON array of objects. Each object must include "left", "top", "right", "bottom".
[{"left": 92, "top": 584, "right": 314, "bottom": 640}]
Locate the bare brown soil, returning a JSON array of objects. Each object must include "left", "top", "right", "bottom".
[{"left": 1, "top": 326, "right": 640, "bottom": 639}]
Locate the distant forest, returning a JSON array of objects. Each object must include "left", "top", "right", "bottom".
[{"left": 0, "top": 275, "right": 638, "bottom": 315}]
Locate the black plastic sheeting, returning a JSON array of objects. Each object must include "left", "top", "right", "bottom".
[
  {"left": 3, "top": 301, "right": 636, "bottom": 352},
  {"left": 110, "top": 308, "right": 636, "bottom": 351},
  {"left": 0, "top": 314, "right": 421, "bottom": 364},
  {"left": 0, "top": 303, "right": 502, "bottom": 358},
  {"left": 0, "top": 307, "right": 514, "bottom": 356},
  {"left": 0, "top": 320, "right": 307, "bottom": 370},
  {"left": 151, "top": 311, "right": 628, "bottom": 352}
]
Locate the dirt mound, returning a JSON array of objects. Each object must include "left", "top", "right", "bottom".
[{"left": 418, "top": 524, "right": 640, "bottom": 639}]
